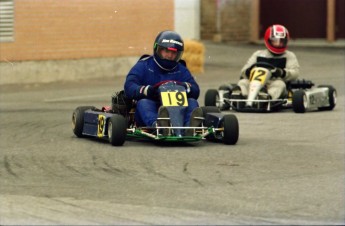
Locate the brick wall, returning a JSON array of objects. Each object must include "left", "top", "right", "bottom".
[
  {"left": 221, "top": 0, "right": 251, "bottom": 42},
  {"left": 201, "top": 0, "right": 252, "bottom": 42},
  {"left": 0, "top": 0, "right": 174, "bottom": 62},
  {"left": 200, "top": 0, "right": 217, "bottom": 40}
]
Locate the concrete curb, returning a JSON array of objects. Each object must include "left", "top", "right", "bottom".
[{"left": 0, "top": 56, "right": 139, "bottom": 85}]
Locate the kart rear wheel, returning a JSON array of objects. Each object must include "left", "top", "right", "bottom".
[
  {"left": 204, "top": 89, "right": 219, "bottom": 108},
  {"left": 221, "top": 114, "right": 239, "bottom": 145},
  {"left": 72, "top": 106, "right": 95, "bottom": 137},
  {"left": 318, "top": 85, "right": 337, "bottom": 111},
  {"left": 108, "top": 114, "right": 127, "bottom": 146},
  {"left": 292, "top": 90, "right": 307, "bottom": 113}
]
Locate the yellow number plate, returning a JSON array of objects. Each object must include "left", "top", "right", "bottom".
[
  {"left": 97, "top": 115, "right": 106, "bottom": 137},
  {"left": 249, "top": 68, "right": 269, "bottom": 85},
  {"left": 161, "top": 91, "right": 188, "bottom": 107}
]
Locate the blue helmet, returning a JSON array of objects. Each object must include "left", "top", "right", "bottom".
[{"left": 153, "top": 31, "right": 184, "bottom": 71}]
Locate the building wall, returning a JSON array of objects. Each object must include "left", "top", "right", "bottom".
[
  {"left": 200, "top": 0, "right": 343, "bottom": 43},
  {"left": 200, "top": 0, "right": 217, "bottom": 40},
  {"left": 200, "top": 0, "right": 252, "bottom": 42},
  {"left": 260, "top": 0, "right": 327, "bottom": 39},
  {"left": 220, "top": 0, "right": 251, "bottom": 42},
  {"left": 174, "top": 0, "right": 200, "bottom": 40},
  {"left": 0, "top": 0, "right": 174, "bottom": 62},
  {"left": 336, "top": 0, "right": 345, "bottom": 38}
]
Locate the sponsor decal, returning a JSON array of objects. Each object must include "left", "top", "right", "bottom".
[
  {"left": 273, "top": 25, "right": 286, "bottom": 38},
  {"left": 161, "top": 39, "right": 183, "bottom": 46}
]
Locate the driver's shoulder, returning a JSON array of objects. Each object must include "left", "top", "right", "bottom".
[
  {"left": 251, "top": 49, "right": 268, "bottom": 57},
  {"left": 138, "top": 54, "right": 153, "bottom": 61},
  {"left": 179, "top": 59, "right": 187, "bottom": 67},
  {"left": 284, "top": 50, "right": 297, "bottom": 57}
]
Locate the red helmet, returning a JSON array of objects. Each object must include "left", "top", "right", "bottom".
[{"left": 264, "top": 24, "right": 289, "bottom": 54}]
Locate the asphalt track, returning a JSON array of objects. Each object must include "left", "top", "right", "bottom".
[{"left": 0, "top": 43, "right": 344, "bottom": 225}]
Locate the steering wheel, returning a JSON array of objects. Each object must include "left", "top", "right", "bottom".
[
  {"left": 250, "top": 62, "right": 276, "bottom": 70},
  {"left": 152, "top": 80, "right": 184, "bottom": 89}
]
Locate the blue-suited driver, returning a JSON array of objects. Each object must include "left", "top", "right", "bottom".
[{"left": 124, "top": 31, "right": 201, "bottom": 132}]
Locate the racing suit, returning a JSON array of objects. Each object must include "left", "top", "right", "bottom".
[
  {"left": 124, "top": 55, "right": 200, "bottom": 127},
  {"left": 238, "top": 49, "right": 300, "bottom": 99}
]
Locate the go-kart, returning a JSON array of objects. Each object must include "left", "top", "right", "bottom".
[
  {"left": 72, "top": 81, "right": 239, "bottom": 146},
  {"left": 204, "top": 62, "right": 337, "bottom": 113}
]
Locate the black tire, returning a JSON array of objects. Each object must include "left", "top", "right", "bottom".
[
  {"left": 222, "top": 114, "right": 239, "bottom": 145},
  {"left": 204, "top": 89, "right": 219, "bottom": 107},
  {"left": 318, "top": 85, "right": 337, "bottom": 111},
  {"left": 108, "top": 114, "right": 127, "bottom": 146},
  {"left": 72, "top": 106, "right": 95, "bottom": 137},
  {"left": 292, "top": 90, "right": 307, "bottom": 113}
]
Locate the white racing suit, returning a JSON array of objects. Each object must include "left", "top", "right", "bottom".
[{"left": 238, "top": 49, "right": 300, "bottom": 99}]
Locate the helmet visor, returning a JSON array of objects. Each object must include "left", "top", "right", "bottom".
[
  {"left": 156, "top": 45, "right": 183, "bottom": 62},
  {"left": 269, "top": 37, "right": 287, "bottom": 48}
]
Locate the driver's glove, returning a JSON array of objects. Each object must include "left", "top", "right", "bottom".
[
  {"left": 244, "top": 63, "right": 258, "bottom": 78},
  {"left": 271, "top": 68, "right": 285, "bottom": 78},
  {"left": 183, "top": 82, "right": 191, "bottom": 93},
  {"left": 140, "top": 85, "right": 157, "bottom": 97},
  {"left": 245, "top": 67, "right": 252, "bottom": 78}
]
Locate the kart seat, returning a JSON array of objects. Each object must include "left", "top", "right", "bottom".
[{"left": 111, "top": 90, "right": 134, "bottom": 116}]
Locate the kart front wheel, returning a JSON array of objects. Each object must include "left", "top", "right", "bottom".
[
  {"left": 318, "top": 85, "right": 337, "bottom": 111},
  {"left": 204, "top": 89, "right": 219, "bottom": 107},
  {"left": 72, "top": 106, "right": 95, "bottom": 137},
  {"left": 221, "top": 114, "right": 239, "bottom": 145},
  {"left": 292, "top": 90, "right": 307, "bottom": 113},
  {"left": 108, "top": 114, "right": 127, "bottom": 146}
]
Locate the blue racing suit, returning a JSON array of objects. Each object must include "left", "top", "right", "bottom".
[{"left": 124, "top": 55, "right": 200, "bottom": 127}]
